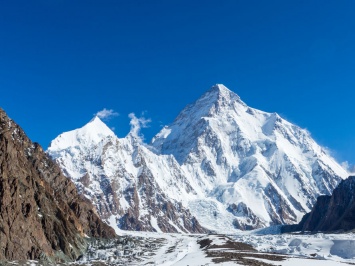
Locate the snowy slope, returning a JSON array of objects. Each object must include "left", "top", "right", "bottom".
[
  {"left": 151, "top": 84, "right": 347, "bottom": 231},
  {"left": 48, "top": 117, "right": 205, "bottom": 234},
  {"left": 233, "top": 232, "right": 355, "bottom": 264},
  {"left": 48, "top": 84, "right": 347, "bottom": 233}
]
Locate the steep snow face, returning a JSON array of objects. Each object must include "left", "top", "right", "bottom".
[
  {"left": 152, "top": 84, "right": 348, "bottom": 230},
  {"left": 48, "top": 118, "right": 206, "bottom": 234},
  {"left": 47, "top": 116, "right": 116, "bottom": 181},
  {"left": 48, "top": 116, "right": 115, "bottom": 154}
]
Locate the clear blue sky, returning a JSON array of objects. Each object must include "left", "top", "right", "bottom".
[{"left": 1, "top": 1, "right": 355, "bottom": 167}]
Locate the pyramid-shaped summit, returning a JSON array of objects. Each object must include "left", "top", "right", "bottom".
[
  {"left": 49, "top": 84, "right": 348, "bottom": 233},
  {"left": 48, "top": 116, "right": 115, "bottom": 155},
  {"left": 207, "top": 83, "right": 242, "bottom": 100},
  {"left": 175, "top": 84, "right": 245, "bottom": 120},
  {"left": 152, "top": 84, "right": 347, "bottom": 230}
]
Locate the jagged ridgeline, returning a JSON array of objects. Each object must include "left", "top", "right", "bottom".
[
  {"left": 0, "top": 109, "right": 116, "bottom": 262},
  {"left": 48, "top": 84, "right": 347, "bottom": 233}
]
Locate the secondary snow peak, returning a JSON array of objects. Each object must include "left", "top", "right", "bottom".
[
  {"left": 89, "top": 115, "right": 104, "bottom": 123},
  {"left": 47, "top": 115, "right": 115, "bottom": 154},
  {"left": 47, "top": 114, "right": 206, "bottom": 234},
  {"left": 87, "top": 115, "right": 114, "bottom": 133}
]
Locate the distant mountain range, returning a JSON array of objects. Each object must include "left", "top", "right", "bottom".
[{"left": 47, "top": 84, "right": 348, "bottom": 233}]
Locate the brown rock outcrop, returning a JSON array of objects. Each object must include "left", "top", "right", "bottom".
[
  {"left": 282, "top": 176, "right": 355, "bottom": 233},
  {"left": 0, "top": 109, "right": 116, "bottom": 262}
]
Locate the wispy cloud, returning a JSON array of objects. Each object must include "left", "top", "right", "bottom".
[
  {"left": 128, "top": 112, "right": 151, "bottom": 142},
  {"left": 341, "top": 161, "right": 355, "bottom": 175},
  {"left": 94, "top": 108, "right": 119, "bottom": 120}
]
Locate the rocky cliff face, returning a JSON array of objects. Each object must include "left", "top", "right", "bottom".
[
  {"left": 282, "top": 176, "right": 355, "bottom": 233},
  {"left": 0, "top": 109, "right": 116, "bottom": 262}
]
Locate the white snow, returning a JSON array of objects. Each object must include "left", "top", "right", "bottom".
[
  {"left": 48, "top": 116, "right": 115, "bottom": 154},
  {"left": 151, "top": 84, "right": 348, "bottom": 230},
  {"left": 104, "top": 231, "right": 355, "bottom": 265},
  {"left": 47, "top": 84, "right": 348, "bottom": 234},
  {"left": 232, "top": 231, "right": 355, "bottom": 264},
  {"left": 134, "top": 231, "right": 355, "bottom": 266},
  {"left": 150, "top": 216, "right": 162, "bottom": 233}
]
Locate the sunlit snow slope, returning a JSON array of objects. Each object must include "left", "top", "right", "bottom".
[
  {"left": 152, "top": 84, "right": 347, "bottom": 231},
  {"left": 48, "top": 84, "right": 347, "bottom": 233}
]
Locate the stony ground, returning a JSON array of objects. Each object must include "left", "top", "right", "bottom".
[{"left": 2, "top": 232, "right": 355, "bottom": 265}]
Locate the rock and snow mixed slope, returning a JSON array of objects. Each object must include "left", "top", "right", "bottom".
[
  {"left": 48, "top": 117, "right": 205, "bottom": 234},
  {"left": 48, "top": 84, "right": 347, "bottom": 233},
  {"left": 283, "top": 175, "right": 355, "bottom": 233},
  {"left": 151, "top": 84, "right": 347, "bottom": 231}
]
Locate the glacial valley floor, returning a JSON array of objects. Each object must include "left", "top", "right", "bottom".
[{"left": 3, "top": 231, "right": 355, "bottom": 265}]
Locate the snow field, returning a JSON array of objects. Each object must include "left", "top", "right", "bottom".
[{"left": 232, "top": 232, "right": 355, "bottom": 264}]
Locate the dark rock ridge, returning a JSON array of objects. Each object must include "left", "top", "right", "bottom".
[
  {"left": 282, "top": 176, "right": 355, "bottom": 233},
  {"left": 0, "top": 109, "right": 116, "bottom": 262}
]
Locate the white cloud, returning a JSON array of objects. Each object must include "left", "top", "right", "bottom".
[
  {"left": 94, "top": 108, "right": 119, "bottom": 120},
  {"left": 128, "top": 112, "right": 151, "bottom": 141},
  {"left": 341, "top": 161, "right": 355, "bottom": 175}
]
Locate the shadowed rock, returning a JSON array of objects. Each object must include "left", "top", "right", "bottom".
[
  {"left": 282, "top": 176, "right": 355, "bottom": 233},
  {"left": 0, "top": 108, "right": 116, "bottom": 262}
]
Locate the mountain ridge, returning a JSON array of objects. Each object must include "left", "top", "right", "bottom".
[
  {"left": 48, "top": 116, "right": 206, "bottom": 233},
  {"left": 151, "top": 84, "right": 347, "bottom": 230},
  {"left": 48, "top": 84, "right": 347, "bottom": 233}
]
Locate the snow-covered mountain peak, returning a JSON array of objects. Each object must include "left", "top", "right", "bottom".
[
  {"left": 47, "top": 116, "right": 115, "bottom": 154},
  {"left": 152, "top": 84, "right": 348, "bottom": 231},
  {"left": 200, "top": 84, "right": 246, "bottom": 114},
  {"left": 86, "top": 116, "right": 115, "bottom": 136},
  {"left": 161, "top": 84, "right": 246, "bottom": 135},
  {"left": 47, "top": 114, "right": 206, "bottom": 234},
  {"left": 209, "top": 84, "right": 240, "bottom": 99},
  {"left": 210, "top": 83, "right": 232, "bottom": 93},
  {"left": 48, "top": 84, "right": 348, "bottom": 234}
]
